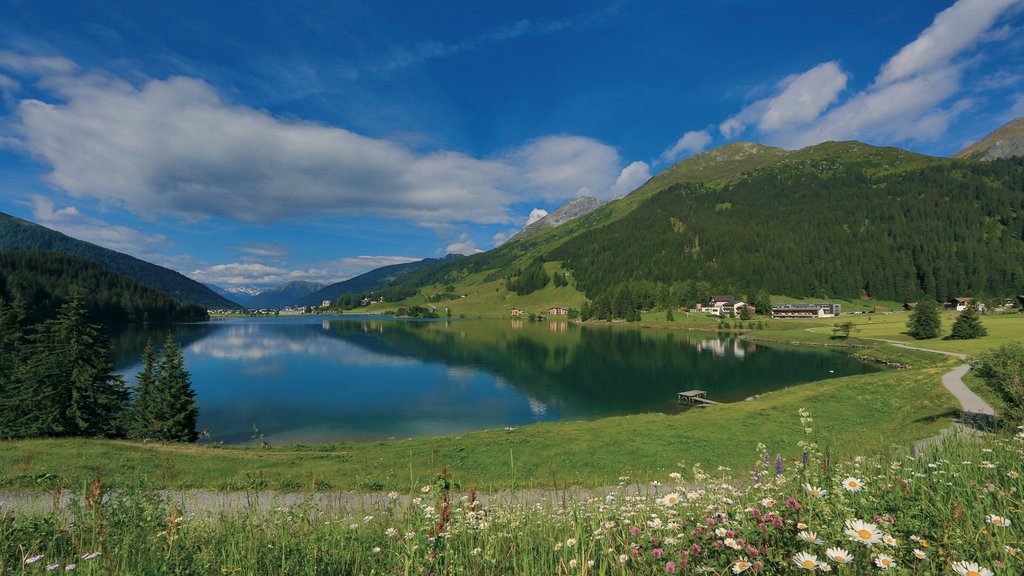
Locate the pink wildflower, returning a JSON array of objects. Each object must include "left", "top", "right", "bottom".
[{"left": 665, "top": 561, "right": 677, "bottom": 573}]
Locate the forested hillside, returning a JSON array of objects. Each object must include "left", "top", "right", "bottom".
[
  {"left": 0, "top": 212, "right": 239, "bottom": 308},
  {"left": 0, "top": 251, "right": 208, "bottom": 324},
  {"left": 552, "top": 158, "right": 1024, "bottom": 302}
]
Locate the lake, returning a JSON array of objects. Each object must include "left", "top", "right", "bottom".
[{"left": 110, "top": 316, "right": 879, "bottom": 444}]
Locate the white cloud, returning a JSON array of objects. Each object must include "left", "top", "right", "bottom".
[
  {"left": 660, "top": 131, "right": 712, "bottom": 163},
  {"left": 0, "top": 51, "right": 76, "bottom": 75},
  {"left": 192, "top": 254, "right": 424, "bottom": 288},
  {"left": 492, "top": 228, "right": 520, "bottom": 246},
  {"left": 712, "top": 0, "right": 1023, "bottom": 150},
  {"left": 504, "top": 135, "right": 622, "bottom": 201},
  {"left": 235, "top": 244, "right": 289, "bottom": 259},
  {"left": 444, "top": 233, "right": 481, "bottom": 255},
  {"left": 526, "top": 208, "right": 548, "bottom": 225},
  {"left": 876, "top": 0, "right": 1020, "bottom": 86},
  {"left": 717, "top": 62, "right": 847, "bottom": 139},
  {"left": 758, "top": 62, "right": 848, "bottom": 131},
  {"left": 611, "top": 160, "right": 652, "bottom": 195},
  {"left": 2, "top": 60, "right": 631, "bottom": 226},
  {"left": 25, "top": 194, "right": 172, "bottom": 259}
]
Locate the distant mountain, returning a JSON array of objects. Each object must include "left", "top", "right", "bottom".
[
  {"left": 206, "top": 284, "right": 258, "bottom": 306},
  {"left": 0, "top": 211, "right": 240, "bottom": 309},
  {"left": 298, "top": 257, "right": 446, "bottom": 306},
  {"left": 955, "top": 117, "right": 1024, "bottom": 160},
  {"left": 246, "top": 281, "right": 328, "bottom": 309},
  {"left": 511, "top": 195, "right": 603, "bottom": 241}
]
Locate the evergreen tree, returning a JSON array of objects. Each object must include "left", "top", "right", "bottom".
[
  {"left": 10, "top": 294, "right": 129, "bottom": 438},
  {"left": 907, "top": 299, "right": 941, "bottom": 340},
  {"left": 750, "top": 290, "right": 772, "bottom": 316},
  {"left": 149, "top": 333, "right": 199, "bottom": 442},
  {"left": 947, "top": 306, "right": 987, "bottom": 340},
  {"left": 0, "top": 298, "right": 30, "bottom": 437},
  {"left": 129, "top": 339, "right": 159, "bottom": 438},
  {"left": 665, "top": 307, "right": 674, "bottom": 322}
]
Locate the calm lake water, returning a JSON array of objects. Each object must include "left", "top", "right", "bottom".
[{"left": 109, "top": 316, "right": 879, "bottom": 444}]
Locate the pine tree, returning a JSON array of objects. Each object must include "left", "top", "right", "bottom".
[
  {"left": 665, "top": 307, "right": 674, "bottom": 322},
  {"left": 129, "top": 339, "right": 159, "bottom": 438},
  {"left": 907, "top": 299, "right": 941, "bottom": 340},
  {"left": 11, "top": 294, "right": 129, "bottom": 438},
  {"left": 149, "top": 333, "right": 199, "bottom": 442},
  {"left": 947, "top": 306, "right": 987, "bottom": 340}
]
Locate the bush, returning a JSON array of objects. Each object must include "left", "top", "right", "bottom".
[{"left": 973, "top": 342, "right": 1024, "bottom": 422}]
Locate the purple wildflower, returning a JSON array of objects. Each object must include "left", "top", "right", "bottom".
[{"left": 775, "top": 454, "right": 783, "bottom": 475}]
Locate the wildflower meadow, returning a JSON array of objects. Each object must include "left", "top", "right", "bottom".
[{"left": 2, "top": 411, "right": 1020, "bottom": 575}]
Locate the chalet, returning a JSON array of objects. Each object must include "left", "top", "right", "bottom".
[
  {"left": 548, "top": 306, "right": 568, "bottom": 316},
  {"left": 321, "top": 299, "right": 332, "bottom": 307},
  {"left": 510, "top": 308, "right": 524, "bottom": 316},
  {"left": 946, "top": 297, "right": 973, "bottom": 312},
  {"left": 771, "top": 302, "right": 841, "bottom": 319}
]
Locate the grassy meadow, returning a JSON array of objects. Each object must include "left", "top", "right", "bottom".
[{"left": 3, "top": 418, "right": 1020, "bottom": 575}]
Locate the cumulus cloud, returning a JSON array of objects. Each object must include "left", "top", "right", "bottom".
[
  {"left": 444, "top": 233, "right": 481, "bottom": 255},
  {"left": 876, "top": 0, "right": 1020, "bottom": 86},
  {"left": 0, "top": 60, "right": 630, "bottom": 226},
  {"left": 660, "top": 131, "right": 712, "bottom": 163},
  {"left": 718, "top": 62, "right": 847, "bottom": 138},
  {"left": 526, "top": 208, "right": 548, "bottom": 225},
  {"left": 504, "top": 135, "right": 621, "bottom": 201},
  {"left": 611, "top": 161, "right": 652, "bottom": 195},
  {"left": 25, "top": 194, "right": 173, "bottom": 261},
  {"left": 712, "top": 0, "right": 1022, "bottom": 150},
  {"left": 191, "top": 254, "right": 425, "bottom": 287}
]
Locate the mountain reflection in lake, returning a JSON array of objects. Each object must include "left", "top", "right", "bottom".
[{"left": 110, "top": 316, "right": 879, "bottom": 444}]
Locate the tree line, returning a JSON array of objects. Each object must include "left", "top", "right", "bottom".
[
  {"left": 0, "top": 250, "right": 208, "bottom": 325},
  {"left": 0, "top": 294, "right": 198, "bottom": 441}
]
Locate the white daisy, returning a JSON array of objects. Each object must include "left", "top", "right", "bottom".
[
  {"left": 951, "top": 560, "right": 993, "bottom": 576},
  {"left": 844, "top": 519, "right": 882, "bottom": 546}
]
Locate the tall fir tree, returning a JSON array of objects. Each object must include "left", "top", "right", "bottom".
[
  {"left": 907, "top": 299, "right": 942, "bottom": 340},
  {"left": 7, "top": 294, "right": 129, "bottom": 438},
  {"left": 139, "top": 333, "right": 199, "bottom": 442},
  {"left": 129, "top": 339, "right": 159, "bottom": 438},
  {"left": 947, "top": 306, "right": 988, "bottom": 340}
]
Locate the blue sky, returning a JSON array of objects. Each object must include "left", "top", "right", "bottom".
[{"left": 1, "top": 0, "right": 1023, "bottom": 289}]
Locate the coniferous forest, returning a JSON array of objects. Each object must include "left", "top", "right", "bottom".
[
  {"left": 0, "top": 251, "right": 208, "bottom": 324},
  {"left": 550, "top": 158, "right": 1024, "bottom": 303}
]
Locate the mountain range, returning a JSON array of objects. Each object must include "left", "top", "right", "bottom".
[
  {"left": 3, "top": 117, "right": 1022, "bottom": 317},
  {"left": 0, "top": 211, "right": 239, "bottom": 309}
]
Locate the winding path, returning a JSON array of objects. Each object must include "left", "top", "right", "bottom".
[{"left": 863, "top": 338, "right": 993, "bottom": 417}]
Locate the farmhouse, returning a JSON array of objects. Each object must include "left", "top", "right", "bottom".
[
  {"left": 510, "top": 308, "right": 524, "bottom": 316},
  {"left": 548, "top": 306, "right": 568, "bottom": 316},
  {"left": 946, "top": 297, "right": 974, "bottom": 312},
  {"left": 771, "top": 302, "right": 841, "bottom": 319}
]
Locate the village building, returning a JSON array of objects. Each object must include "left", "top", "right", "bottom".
[
  {"left": 771, "top": 302, "right": 841, "bottom": 318},
  {"left": 945, "top": 297, "right": 974, "bottom": 312},
  {"left": 548, "top": 306, "right": 568, "bottom": 316},
  {"left": 510, "top": 307, "right": 524, "bottom": 316}
]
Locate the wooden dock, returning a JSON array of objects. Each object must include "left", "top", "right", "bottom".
[{"left": 677, "top": 390, "right": 719, "bottom": 407}]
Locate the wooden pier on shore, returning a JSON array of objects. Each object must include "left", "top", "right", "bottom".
[{"left": 677, "top": 390, "right": 719, "bottom": 407}]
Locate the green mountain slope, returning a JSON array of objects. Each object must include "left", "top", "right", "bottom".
[
  {"left": 297, "top": 257, "right": 455, "bottom": 306},
  {"left": 0, "top": 212, "right": 239, "bottom": 309},
  {"left": 550, "top": 157, "right": 1024, "bottom": 302},
  {"left": 386, "top": 141, "right": 1023, "bottom": 306},
  {"left": 0, "top": 251, "right": 209, "bottom": 324}
]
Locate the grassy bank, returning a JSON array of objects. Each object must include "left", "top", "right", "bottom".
[
  {"left": 1, "top": 362, "right": 957, "bottom": 493},
  {"left": 3, "top": 422, "right": 1018, "bottom": 575}
]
